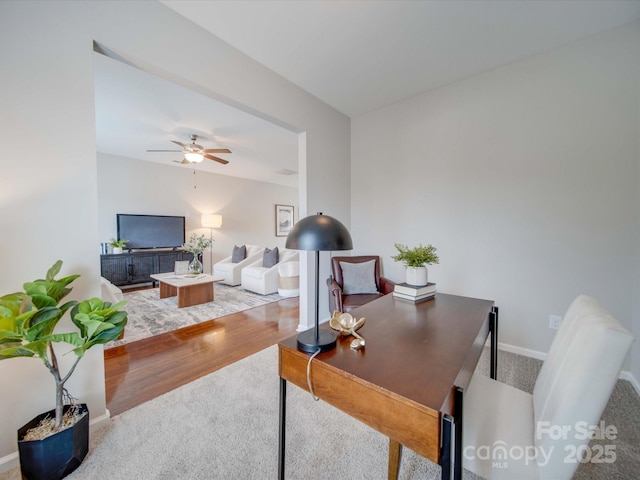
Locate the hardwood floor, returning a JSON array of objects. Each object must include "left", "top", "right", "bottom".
[{"left": 104, "top": 296, "right": 299, "bottom": 417}]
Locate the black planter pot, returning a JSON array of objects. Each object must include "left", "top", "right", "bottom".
[{"left": 17, "top": 404, "right": 89, "bottom": 480}]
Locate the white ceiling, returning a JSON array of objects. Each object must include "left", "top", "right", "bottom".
[
  {"left": 94, "top": 53, "right": 299, "bottom": 187},
  {"left": 161, "top": 0, "right": 640, "bottom": 117},
  {"left": 96, "top": 1, "right": 640, "bottom": 187}
]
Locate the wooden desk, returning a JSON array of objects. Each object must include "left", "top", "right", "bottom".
[
  {"left": 149, "top": 273, "right": 224, "bottom": 308},
  {"left": 278, "top": 293, "right": 498, "bottom": 480}
]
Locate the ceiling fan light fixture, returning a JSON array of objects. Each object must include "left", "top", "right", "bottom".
[{"left": 184, "top": 152, "right": 204, "bottom": 163}]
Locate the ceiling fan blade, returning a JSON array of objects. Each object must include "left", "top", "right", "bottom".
[
  {"left": 147, "top": 149, "right": 182, "bottom": 152},
  {"left": 171, "top": 140, "right": 187, "bottom": 148},
  {"left": 202, "top": 148, "right": 232, "bottom": 154},
  {"left": 172, "top": 158, "right": 190, "bottom": 164},
  {"left": 204, "top": 154, "right": 229, "bottom": 165}
]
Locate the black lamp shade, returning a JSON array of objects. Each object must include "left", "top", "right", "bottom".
[{"left": 285, "top": 213, "right": 353, "bottom": 252}]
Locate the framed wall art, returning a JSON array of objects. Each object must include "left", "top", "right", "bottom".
[{"left": 275, "top": 204, "right": 294, "bottom": 237}]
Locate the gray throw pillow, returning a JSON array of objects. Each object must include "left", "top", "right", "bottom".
[
  {"left": 340, "top": 260, "right": 378, "bottom": 294},
  {"left": 232, "top": 244, "right": 246, "bottom": 263},
  {"left": 263, "top": 247, "right": 279, "bottom": 268}
]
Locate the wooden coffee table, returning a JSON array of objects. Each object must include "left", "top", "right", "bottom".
[{"left": 149, "top": 273, "right": 224, "bottom": 308}]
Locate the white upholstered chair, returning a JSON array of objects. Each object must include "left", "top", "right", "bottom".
[
  {"left": 100, "top": 276, "right": 124, "bottom": 306},
  {"left": 213, "top": 245, "right": 265, "bottom": 286},
  {"left": 277, "top": 260, "right": 300, "bottom": 297},
  {"left": 241, "top": 249, "right": 299, "bottom": 295},
  {"left": 463, "top": 295, "right": 634, "bottom": 480}
]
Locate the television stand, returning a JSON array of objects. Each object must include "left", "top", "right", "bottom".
[{"left": 100, "top": 250, "right": 194, "bottom": 287}]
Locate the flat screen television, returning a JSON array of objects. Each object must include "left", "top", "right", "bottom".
[{"left": 116, "top": 214, "right": 185, "bottom": 250}]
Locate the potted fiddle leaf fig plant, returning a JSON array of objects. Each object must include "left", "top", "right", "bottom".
[
  {"left": 391, "top": 243, "right": 439, "bottom": 286},
  {"left": 0, "top": 260, "right": 128, "bottom": 480}
]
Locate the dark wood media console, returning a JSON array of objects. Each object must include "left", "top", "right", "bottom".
[{"left": 100, "top": 250, "right": 194, "bottom": 286}]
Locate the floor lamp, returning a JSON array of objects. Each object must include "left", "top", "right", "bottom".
[
  {"left": 201, "top": 214, "right": 222, "bottom": 274},
  {"left": 285, "top": 212, "right": 353, "bottom": 353}
]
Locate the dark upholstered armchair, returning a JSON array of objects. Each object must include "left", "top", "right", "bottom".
[{"left": 327, "top": 256, "right": 395, "bottom": 313}]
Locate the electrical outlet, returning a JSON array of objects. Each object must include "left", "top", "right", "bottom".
[{"left": 549, "top": 314, "right": 563, "bottom": 330}]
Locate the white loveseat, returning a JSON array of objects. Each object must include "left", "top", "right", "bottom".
[
  {"left": 241, "top": 249, "right": 299, "bottom": 295},
  {"left": 213, "top": 245, "right": 265, "bottom": 286},
  {"left": 100, "top": 276, "right": 124, "bottom": 305}
]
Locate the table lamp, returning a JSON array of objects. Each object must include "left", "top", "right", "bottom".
[{"left": 285, "top": 212, "right": 353, "bottom": 353}]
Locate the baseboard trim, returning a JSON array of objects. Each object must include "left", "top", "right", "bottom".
[
  {"left": 297, "top": 315, "right": 330, "bottom": 333},
  {"left": 0, "top": 409, "right": 111, "bottom": 474},
  {"left": 494, "top": 340, "right": 640, "bottom": 396},
  {"left": 619, "top": 371, "right": 640, "bottom": 396},
  {"left": 0, "top": 452, "right": 18, "bottom": 475},
  {"left": 497, "top": 341, "right": 547, "bottom": 361}
]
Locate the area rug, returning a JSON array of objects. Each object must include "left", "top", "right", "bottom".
[{"left": 106, "top": 284, "right": 282, "bottom": 348}]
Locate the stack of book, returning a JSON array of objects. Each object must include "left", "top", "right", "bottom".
[{"left": 393, "top": 282, "right": 437, "bottom": 302}]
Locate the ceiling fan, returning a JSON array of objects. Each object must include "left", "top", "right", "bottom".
[{"left": 147, "top": 134, "right": 231, "bottom": 164}]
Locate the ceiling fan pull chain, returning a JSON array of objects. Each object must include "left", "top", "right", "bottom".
[{"left": 193, "top": 166, "right": 197, "bottom": 189}]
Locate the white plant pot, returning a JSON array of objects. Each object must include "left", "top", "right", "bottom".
[
  {"left": 112, "top": 247, "right": 123, "bottom": 255},
  {"left": 406, "top": 266, "right": 428, "bottom": 286}
]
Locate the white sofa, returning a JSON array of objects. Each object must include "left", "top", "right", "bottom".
[
  {"left": 213, "top": 244, "right": 266, "bottom": 286},
  {"left": 241, "top": 249, "right": 299, "bottom": 295},
  {"left": 100, "top": 276, "right": 124, "bottom": 306}
]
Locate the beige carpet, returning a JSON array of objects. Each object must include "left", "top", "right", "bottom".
[{"left": 1, "top": 347, "right": 637, "bottom": 479}]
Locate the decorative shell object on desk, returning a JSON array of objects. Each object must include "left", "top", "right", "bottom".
[{"left": 329, "top": 311, "right": 366, "bottom": 350}]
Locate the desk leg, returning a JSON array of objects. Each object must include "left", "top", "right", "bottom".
[
  {"left": 490, "top": 306, "right": 499, "bottom": 380},
  {"left": 278, "top": 377, "right": 286, "bottom": 480},
  {"left": 440, "top": 386, "right": 464, "bottom": 480},
  {"left": 440, "top": 415, "right": 452, "bottom": 480},
  {"left": 454, "top": 387, "right": 463, "bottom": 480},
  {"left": 388, "top": 439, "right": 402, "bottom": 480}
]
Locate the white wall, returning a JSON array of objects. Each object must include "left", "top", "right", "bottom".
[
  {"left": 0, "top": 0, "right": 349, "bottom": 463},
  {"left": 352, "top": 23, "right": 640, "bottom": 362},
  {"left": 633, "top": 78, "right": 640, "bottom": 385},
  {"left": 97, "top": 154, "right": 298, "bottom": 269}
]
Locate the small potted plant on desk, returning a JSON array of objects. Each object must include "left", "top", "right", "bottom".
[
  {"left": 391, "top": 243, "right": 439, "bottom": 286},
  {"left": 107, "top": 238, "right": 128, "bottom": 254},
  {"left": 0, "top": 260, "right": 128, "bottom": 480}
]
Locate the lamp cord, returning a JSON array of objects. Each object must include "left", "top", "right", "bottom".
[{"left": 306, "top": 347, "right": 322, "bottom": 401}]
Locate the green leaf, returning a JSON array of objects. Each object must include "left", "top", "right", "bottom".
[
  {"left": 46, "top": 260, "right": 63, "bottom": 281},
  {"left": 23, "top": 282, "right": 47, "bottom": 296},
  {"left": 0, "top": 317, "right": 19, "bottom": 333},
  {"left": 0, "top": 293, "right": 26, "bottom": 316},
  {"left": 105, "top": 310, "right": 127, "bottom": 326},
  {"left": 59, "top": 300, "right": 77, "bottom": 316},
  {"left": 0, "top": 329, "right": 22, "bottom": 340},
  {"left": 71, "top": 297, "right": 104, "bottom": 317},
  {"left": 21, "top": 340, "right": 48, "bottom": 358},
  {"left": 80, "top": 323, "right": 125, "bottom": 351},
  {"left": 25, "top": 307, "right": 62, "bottom": 341},
  {"left": 0, "top": 345, "right": 37, "bottom": 359},
  {"left": 27, "top": 293, "right": 56, "bottom": 309},
  {"left": 391, "top": 243, "right": 439, "bottom": 267},
  {"left": 43, "top": 332, "right": 84, "bottom": 347},
  {"left": 86, "top": 320, "right": 115, "bottom": 339},
  {"left": 0, "top": 336, "right": 22, "bottom": 349}
]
